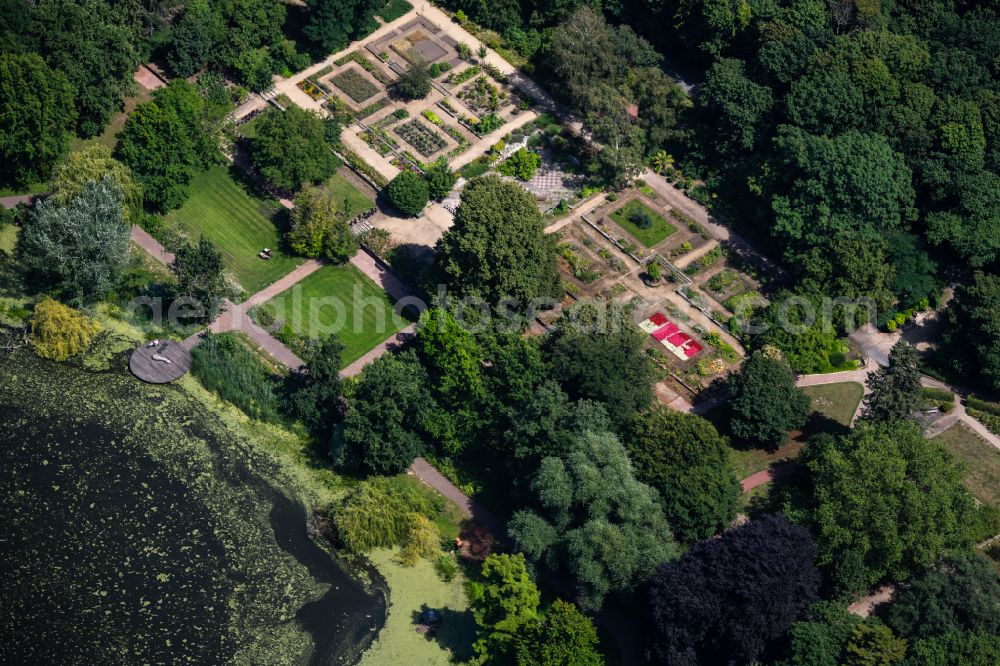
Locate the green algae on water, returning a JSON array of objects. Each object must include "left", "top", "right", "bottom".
[{"left": 0, "top": 348, "right": 386, "bottom": 665}]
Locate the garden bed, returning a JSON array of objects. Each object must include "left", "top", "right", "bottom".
[
  {"left": 394, "top": 118, "right": 448, "bottom": 158},
  {"left": 609, "top": 200, "right": 676, "bottom": 248},
  {"left": 331, "top": 68, "right": 381, "bottom": 103}
]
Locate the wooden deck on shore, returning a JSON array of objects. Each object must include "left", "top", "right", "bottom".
[{"left": 129, "top": 342, "right": 192, "bottom": 383}]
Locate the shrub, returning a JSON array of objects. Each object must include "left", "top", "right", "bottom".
[
  {"left": 496, "top": 148, "right": 541, "bottom": 181},
  {"left": 384, "top": 171, "right": 429, "bottom": 216},
  {"left": 629, "top": 207, "right": 653, "bottom": 229},
  {"left": 30, "top": 298, "right": 101, "bottom": 361},
  {"left": 434, "top": 553, "right": 459, "bottom": 581},
  {"left": 395, "top": 59, "right": 432, "bottom": 100},
  {"left": 476, "top": 113, "right": 503, "bottom": 135}
]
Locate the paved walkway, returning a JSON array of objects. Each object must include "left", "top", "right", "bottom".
[
  {"left": 341, "top": 323, "right": 417, "bottom": 377},
  {"left": 741, "top": 461, "right": 797, "bottom": 492},
  {"left": 131, "top": 225, "right": 176, "bottom": 264},
  {"left": 0, "top": 193, "right": 42, "bottom": 209},
  {"left": 408, "top": 456, "right": 507, "bottom": 542}
]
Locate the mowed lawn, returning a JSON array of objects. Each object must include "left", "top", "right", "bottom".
[
  {"left": 320, "top": 172, "right": 375, "bottom": 216},
  {"left": 165, "top": 166, "right": 302, "bottom": 294},
  {"left": 932, "top": 422, "right": 1000, "bottom": 507},
  {"left": 726, "top": 382, "right": 864, "bottom": 480},
  {"left": 609, "top": 200, "right": 676, "bottom": 247},
  {"left": 265, "top": 262, "right": 410, "bottom": 364}
]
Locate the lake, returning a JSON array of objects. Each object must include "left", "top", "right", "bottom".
[{"left": 0, "top": 348, "right": 386, "bottom": 665}]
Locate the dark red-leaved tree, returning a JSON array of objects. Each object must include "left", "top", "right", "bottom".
[{"left": 647, "top": 513, "right": 820, "bottom": 665}]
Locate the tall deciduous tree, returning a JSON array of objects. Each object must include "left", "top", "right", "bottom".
[
  {"left": 861, "top": 340, "right": 923, "bottom": 423},
  {"left": 165, "top": 0, "right": 221, "bottom": 77},
  {"left": 170, "top": 236, "right": 228, "bottom": 322},
  {"left": 331, "top": 350, "right": 435, "bottom": 474},
  {"left": 885, "top": 553, "right": 1000, "bottom": 640},
  {"left": 19, "top": 176, "right": 130, "bottom": 304},
  {"left": 384, "top": 171, "right": 429, "bottom": 216},
  {"left": 728, "top": 349, "right": 811, "bottom": 450},
  {"left": 801, "top": 421, "right": 977, "bottom": 587},
  {"left": 648, "top": 514, "right": 820, "bottom": 665},
  {"left": 626, "top": 407, "right": 741, "bottom": 542},
  {"left": 416, "top": 308, "right": 487, "bottom": 455},
  {"left": 394, "top": 58, "right": 432, "bottom": 100},
  {"left": 49, "top": 145, "right": 143, "bottom": 224},
  {"left": 544, "top": 304, "right": 655, "bottom": 430},
  {"left": 286, "top": 186, "right": 358, "bottom": 262},
  {"left": 116, "top": 80, "right": 231, "bottom": 212},
  {"left": 250, "top": 107, "right": 339, "bottom": 191},
  {"left": 0, "top": 53, "right": 77, "bottom": 187},
  {"left": 435, "top": 175, "right": 561, "bottom": 307},
  {"left": 285, "top": 335, "right": 344, "bottom": 436},
  {"left": 508, "top": 430, "right": 677, "bottom": 610}
]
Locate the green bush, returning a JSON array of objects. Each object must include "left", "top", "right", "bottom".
[
  {"left": 384, "top": 171, "right": 429, "bottom": 216},
  {"left": 434, "top": 554, "right": 459, "bottom": 582},
  {"left": 629, "top": 207, "right": 653, "bottom": 229},
  {"left": 496, "top": 148, "right": 541, "bottom": 180},
  {"left": 968, "top": 395, "right": 1000, "bottom": 417},
  {"left": 191, "top": 332, "right": 282, "bottom": 422},
  {"left": 476, "top": 113, "right": 503, "bottom": 135}
]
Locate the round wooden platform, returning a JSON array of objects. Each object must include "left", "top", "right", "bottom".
[{"left": 129, "top": 341, "right": 193, "bottom": 384}]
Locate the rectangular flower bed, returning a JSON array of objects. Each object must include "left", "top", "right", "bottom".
[
  {"left": 330, "top": 68, "right": 381, "bottom": 103},
  {"left": 394, "top": 118, "right": 448, "bottom": 157}
]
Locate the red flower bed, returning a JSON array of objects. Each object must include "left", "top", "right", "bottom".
[
  {"left": 652, "top": 323, "right": 679, "bottom": 340},
  {"left": 650, "top": 312, "right": 669, "bottom": 326}
]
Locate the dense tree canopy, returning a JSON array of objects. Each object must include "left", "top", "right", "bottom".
[
  {"left": 508, "top": 429, "right": 677, "bottom": 610},
  {"left": 19, "top": 176, "right": 130, "bottom": 304},
  {"left": 285, "top": 335, "right": 343, "bottom": 436},
  {"left": 625, "top": 407, "right": 741, "bottom": 542},
  {"left": 332, "top": 350, "right": 435, "bottom": 475},
  {"left": 25, "top": 0, "right": 141, "bottom": 137},
  {"left": 938, "top": 271, "right": 1000, "bottom": 393},
  {"left": 728, "top": 349, "right": 811, "bottom": 449},
  {"left": 885, "top": 554, "right": 1000, "bottom": 641},
  {"left": 384, "top": 171, "right": 429, "bottom": 217},
  {"left": 544, "top": 304, "right": 655, "bottom": 430},
  {"left": 648, "top": 514, "right": 820, "bottom": 666},
  {"left": 170, "top": 236, "right": 229, "bottom": 322},
  {"left": 303, "top": 0, "right": 379, "bottom": 55},
  {"left": 0, "top": 53, "right": 77, "bottom": 187},
  {"left": 249, "top": 107, "right": 339, "bottom": 191},
  {"left": 801, "top": 421, "right": 977, "bottom": 587},
  {"left": 435, "top": 175, "right": 561, "bottom": 307}
]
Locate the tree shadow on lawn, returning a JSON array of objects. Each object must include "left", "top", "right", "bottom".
[{"left": 410, "top": 604, "right": 476, "bottom": 661}]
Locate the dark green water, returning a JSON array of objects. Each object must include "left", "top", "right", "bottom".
[{"left": 0, "top": 349, "right": 385, "bottom": 665}]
